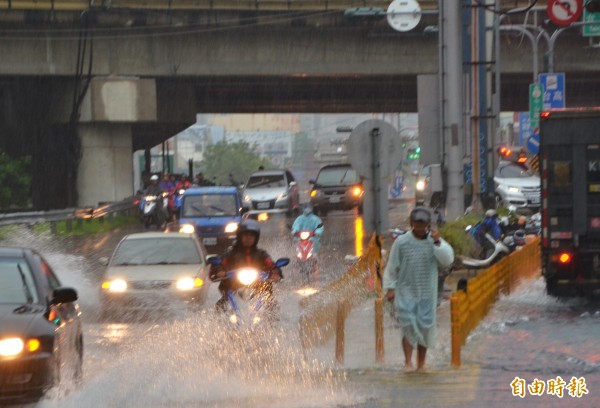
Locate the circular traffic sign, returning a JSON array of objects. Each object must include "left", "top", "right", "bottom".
[
  {"left": 547, "top": 0, "right": 583, "bottom": 26},
  {"left": 387, "top": 0, "right": 422, "bottom": 32}
]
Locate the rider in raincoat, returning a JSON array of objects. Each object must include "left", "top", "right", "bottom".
[
  {"left": 291, "top": 204, "right": 324, "bottom": 255},
  {"left": 383, "top": 207, "right": 454, "bottom": 370}
]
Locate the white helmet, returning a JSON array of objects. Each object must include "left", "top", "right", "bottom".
[{"left": 150, "top": 174, "right": 159, "bottom": 181}]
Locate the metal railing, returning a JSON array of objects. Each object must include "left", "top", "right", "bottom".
[
  {"left": 450, "top": 237, "right": 541, "bottom": 367},
  {"left": 0, "top": 196, "right": 139, "bottom": 229}
]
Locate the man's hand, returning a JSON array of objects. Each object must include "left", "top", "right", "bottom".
[
  {"left": 386, "top": 289, "right": 395, "bottom": 303},
  {"left": 430, "top": 228, "right": 441, "bottom": 245}
]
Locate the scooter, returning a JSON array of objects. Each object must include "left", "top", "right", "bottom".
[
  {"left": 208, "top": 257, "right": 289, "bottom": 328},
  {"left": 293, "top": 223, "right": 323, "bottom": 286},
  {"left": 461, "top": 231, "right": 511, "bottom": 268},
  {"left": 139, "top": 192, "right": 168, "bottom": 229}
]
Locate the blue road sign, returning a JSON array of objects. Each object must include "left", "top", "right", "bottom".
[
  {"left": 527, "top": 133, "right": 540, "bottom": 155},
  {"left": 539, "top": 73, "right": 565, "bottom": 110},
  {"left": 518, "top": 112, "right": 531, "bottom": 146}
]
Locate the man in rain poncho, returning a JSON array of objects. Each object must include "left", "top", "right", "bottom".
[{"left": 383, "top": 207, "right": 454, "bottom": 370}]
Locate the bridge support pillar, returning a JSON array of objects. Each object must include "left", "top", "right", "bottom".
[
  {"left": 76, "top": 77, "right": 157, "bottom": 207},
  {"left": 77, "top": 123, "right": 134, "bottom": 207}
]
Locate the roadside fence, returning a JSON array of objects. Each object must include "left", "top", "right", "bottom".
[{"left": 450, "top": 237, "right": 541, "bottom": 367}]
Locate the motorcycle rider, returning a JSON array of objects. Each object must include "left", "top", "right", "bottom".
[
  {"left": 209, "top": 219, "right": 283, "bottom": 314},
  {"left": 145, "top": 174, "right": 164, "bottom": 196},
  {"left": 292, "top": 204, "right": 324, "bottom": 255}
]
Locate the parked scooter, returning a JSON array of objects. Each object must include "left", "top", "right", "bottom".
[{"left": 293, "top": 223, "right": 323, "bottom": 286}]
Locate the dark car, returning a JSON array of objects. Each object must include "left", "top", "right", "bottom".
[
  {"left": 309, "top": 164, "right": 363, "bottom": 216},
  {"left": 0, "top": 247, "right": 83, "bottom": 403}
]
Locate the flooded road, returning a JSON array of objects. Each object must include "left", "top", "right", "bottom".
[{"left": 3, "top": 204, "right": 598, "bottom": 407}]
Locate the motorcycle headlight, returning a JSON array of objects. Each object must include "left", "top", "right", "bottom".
[
  {"left": 300, "top": 231, "right": 311, "bottom": 240},
  {"left": 416, "top": 180, "right": 426, "bottom": 191},
  {"left": 144, "top": 195, "right": 157, "bottom": 201},
  {"left": 102, "top": 279, "right": 127, "bottom": 293},
  {"left": 507, "top": 186, "right": 521, "bottom": 193},
  {"left": 176, "top": 277, "right": 203, "bottom": 291},
  {"left": 225, "top": 223, "right": 238, "bottom": 233},
  {"left": 0, "top": 338, "right": 24, "bottom": 357},
  {"left": 178, "top": 189, "right": 186, "bottom": 195},
  {"left": 179, "top": 224, "right": 196, "bottom": 234},
  {"left": 237, "top": 268, "right": 259, "bottom": 285}
]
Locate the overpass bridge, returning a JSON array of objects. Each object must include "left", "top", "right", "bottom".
[{"left": 1, "top": 1, "right": 599, "bottom": 208}]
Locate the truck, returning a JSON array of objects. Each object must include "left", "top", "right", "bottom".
[{"left": 539, "top": 109, "right": 600, "bottom": 298}]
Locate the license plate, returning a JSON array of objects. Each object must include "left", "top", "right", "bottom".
[
  {"left": 329, "top": 195, "right": 340, "bottom": 203},
  {"left": 257, "top": 202, "right": 270, "bottom": 209},
  {"left": 203, "top": 237, "right": 217, "bottom": 246}
]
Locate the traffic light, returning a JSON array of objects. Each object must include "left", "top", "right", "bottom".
[
  {"left": 586, "top": 0, "right": 600, "bottom": 13},
  {"left": 497, "top": 145, "right": 527, "bottom": 164},
  {"left": 406, "top": 147, "right": 421, "bottom": 160}
]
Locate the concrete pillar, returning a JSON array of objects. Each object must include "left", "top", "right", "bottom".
[{"left": 77, "top": 123, "right": 133, "bottom": 207}]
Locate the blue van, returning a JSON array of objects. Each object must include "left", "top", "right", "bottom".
[{"left": 177, "top": 187, "right": 246, "bottom": 250}]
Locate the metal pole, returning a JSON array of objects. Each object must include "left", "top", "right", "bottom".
[
  {"left": 371, "top": 127, "right": 381, "bottom": 235},
  {"left": 443, "top": 0, "right": 464, "bottom": 219}
]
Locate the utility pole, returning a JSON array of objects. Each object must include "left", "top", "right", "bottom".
[{"left": 441, "top": 0, "right": 464, "bottom": 219}]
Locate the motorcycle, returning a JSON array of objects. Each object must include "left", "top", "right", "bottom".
[
  {"left": 171, "top": 188, "right": 187, "bottom": 220},
  {"left": 139, "top": 192, "right": 168, "bottom": 229},
  {"left": 208, "top": 257, "right": 289, "bottom": 328},
  {"left": 460, "top": 230, "right": 512, "bottom": 269},
  {"left": 293, "top": 223, "right": 323, "bottom": 286}
]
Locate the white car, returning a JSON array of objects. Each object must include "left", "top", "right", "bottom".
[
  {"left": 242, "top": 169, "right": 300, "bottom": 216},
  {"left": 494, "top": 161, "right": 540, "bottom": 210},
  {"left": 100, "top": 232, "right": 210, "bottom": 315}
]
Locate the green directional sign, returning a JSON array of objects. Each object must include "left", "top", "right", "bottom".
[
  {"left": 583, "top": 10, "right": 600, "bottom": 37},
  {"left": 529, "top": 83, "right": 543, "bottom": 133}
]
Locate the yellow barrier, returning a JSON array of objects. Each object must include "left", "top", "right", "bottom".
[
  {"left": 450, "top": 237, "right": 541, "bottom": 367},
  {"left": 299, "top": 233, "right": 381, "bottom": 361}
]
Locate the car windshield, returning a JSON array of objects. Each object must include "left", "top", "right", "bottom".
[
  {"left": 496, "top": 163, "right": 535, "bottom": 178},
  {"left": 0, "top": 258, "right": 39, "bottom": 304},
  {"left": 111, "top": 238, "right": 201, "bottom": 266},
  {"left": 182, "top": 194, "right": 238, "bottom": 217},
  {"left": 246, "top": 174, "right": 286, "bottom": 188},
  {"left": 316, "top": 167, "right": 359, "bottom": 186}
]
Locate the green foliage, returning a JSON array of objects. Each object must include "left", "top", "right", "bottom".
[
  {"left": 439, "top": 215, "right": 482, "bottom": 257},
  {"left": 202, "top": 141, "right": 275, "bottom": 185},
  {"left": 33, "top": 215, "right": 138, "bottom": 236},
  {"left": 0, "top": 150, "right": 31, "bottom": 209},
  {"left": 0, "top": 225, "right": 18, "bottom": 241}
]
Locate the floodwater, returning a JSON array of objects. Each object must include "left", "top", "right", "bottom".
[{"left": 4, "top": 206, "right": 599, "bottom": 407}]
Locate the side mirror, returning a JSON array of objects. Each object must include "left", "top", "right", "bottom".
[
  {"left": 308, "top": 179, "right": 316, "bottom": 185},
  {"left": 275, "top": 258, "right": 290, "bottom": 268},
  {"left": 289, "top": 181, "right": 297, "bottom": 187},
  {"left": 98, "top": 257, "right": 109, "bottom": 266},
  {"left": 52, "top": 287, "right": 78, "bottom": 304}
]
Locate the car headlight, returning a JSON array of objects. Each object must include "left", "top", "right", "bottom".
[
  {"left": 310, "top": 190, "right": 319, "bottom": 198},
  {"left": 179, "top": 224, "right": 196, "bottom": 234},
  {"left": 102, "top": 279, "right": 127, "bottom": 293},
  {"left": 176, "top": 277, "right": 203, "bottom": 290},
  {"left": 237, "top": 268, "right": 259, "bottom": 285},
  {"left": 300, "top": 231, "right": 311, "bottom": 240},
  {"left": 0, "top": 338, "right": 24, "bottom": 357},
  {"left": 225, "top": 222, "right": 238, "bottom": 233},
  {"left": 352, "top": 186, "right": 363, "bottom": 197},
  {"left": 416, "top": 180, "right": 426, "bottom": 191},
  {"left": 507, "top": 186, "right": 521, "bottom": 193}
]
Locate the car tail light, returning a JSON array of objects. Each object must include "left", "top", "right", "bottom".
[{"left": 558, "top": 253, "right": 571, "bottom": 264}]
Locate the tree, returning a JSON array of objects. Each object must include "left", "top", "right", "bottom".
[
  {"left": 202, "top": 141, "right": 274, "bottom": 185},
  {"left": 0, "top": 150, "right": 31, "bottom": 209}
]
